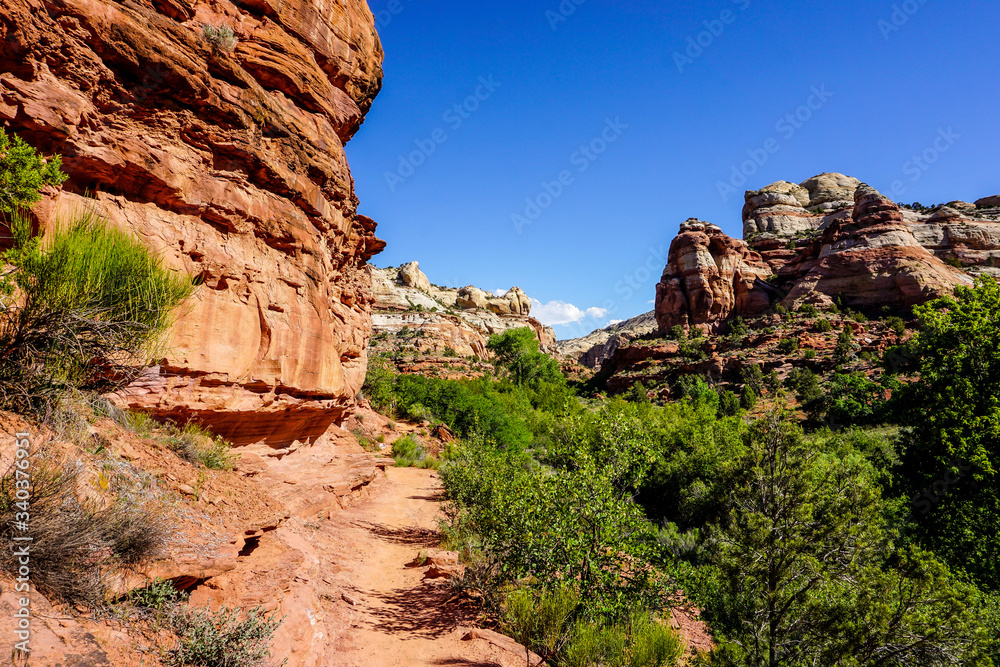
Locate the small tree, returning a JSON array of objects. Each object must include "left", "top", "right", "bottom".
[
  {"left": 0, "top": 127, "right": 66, "bottom": 214},
  {"left": 487, "top": 327, "right": 561, "bottom": 387}
]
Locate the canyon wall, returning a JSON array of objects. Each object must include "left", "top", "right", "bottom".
[{"left": 0, "top": 0, "right": 384, "bottom": 445}]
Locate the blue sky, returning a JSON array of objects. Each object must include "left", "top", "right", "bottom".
[{"left": 347, "top": 0, "right": 1000, "bottom": 340}]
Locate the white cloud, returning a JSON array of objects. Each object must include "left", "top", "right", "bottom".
[
  {"left": 531, "top": 299, "right": 608, "bottom": 326},
  {"left": 608, "top": 319, "right": 624, "bottom": 326},
  {"left": 647, "top": 299, "right": 655, "bottom": 304},
  {"left": 492, "top": 288, "right": 507, "bottom": 296}
]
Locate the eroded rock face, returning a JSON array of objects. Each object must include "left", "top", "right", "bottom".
[
  {"left": 780, "top": 184, "right": 972, "bottom": 310},
  {"left": 654, "top": 219, "right": 773, "bottom": 333},
  {"left": 398, "top": 261, "right": 432, "bottom": 293},
  {"left": 0, "top": 0, "right": 384, "bottom": 445},
  {"left": 370, "top": 267, "right": 555, "bottom": 362}
]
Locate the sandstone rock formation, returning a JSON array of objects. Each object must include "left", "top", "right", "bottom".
[
  {"left": 0, "top": 0, "right": 384, "bottom": 445},
  {"left": 398, "top": 261, "right": 432, "bottom": 293},
  {"left": 977, "top": 195, "right": 1000, "bottom": 208},
  {"left": 457, "top": 285, "right": 491, "bottom": 310},
  {"left": 779, "top": 184, "right": 972, "bottom": 310},
  {"left": 654, "top": 219, "right": 773, "bottom": 333},
  {"left": 488, "top": 286, "right": 532, "bottom": 316}
]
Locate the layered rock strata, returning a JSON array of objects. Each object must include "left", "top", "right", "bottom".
[{"left": 0, "top": 0, "right": 384, "bottom": 445}]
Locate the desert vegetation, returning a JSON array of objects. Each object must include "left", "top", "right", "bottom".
[{"left": 363, "top": 286, "right": 1000, "bottom": 666}]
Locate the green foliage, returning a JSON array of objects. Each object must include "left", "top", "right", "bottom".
[
  {"left": 391, "top": 435, "right": 427, "bottom": 467},
  {"left": 717, "top": 389, "right": 740, "bottom": 417},
  {"left": 623, "top": 381, "right": 651, "bottom": 404},
  {"left": 726, "top": 317, "right": 748, "bottom": 338},
  {"left": 128, "top": 578, "right": 187, "bottom": 612},
  {"left": 0, "top": 211, "right": 193, "bottom": 415},
  {"left": 502, "top": 585, "right": 683, "bottom": 667},
  {"left": 393, "top": 375, "right": 536, "bottom": 449},
  {"left": 886, "top": 315, "right": 907, "bottom": 336},
  {"left": 895, "top": 277, "right": 1000, "bottom": 590},
  {"left": 441, "top": 406, "right": 663, "bottom": 617},
  {"left": 803, "top": 349, "right": 816, "bottom": 359},
  {"left": 667, "top": 325, "right": 686, "bottom": 341},
  {"left": 702, "top": 412, "right": 989, "bottom": 667},
  {"left": 0, "top": 127, "right": 67, "bottom": 214},
  {"left": 163, "top": 422, "right": 236, "bottom": 470},
  {"left": 442, "top": 346, "right": 458, "bottom": 357},
  {"left": 202, "top": 24, "right": 238, "bottom": 54},
  {"left": 797, "top": 303, "right": 818, "bottom": 317},
  {"left": 363, "top": 353, "right": 397, "bottom": 415},
  {"left": 815, "top": 318, "right": 834, "bottom": 333},
  {"left": 740, "top": 364, "right": 765, "bottom": 395},
  {"left": 738, "top": 386, "right": 757, "bottom": 411},
  {"left": 833, "top": 327, "right": 854, "bottom": 364},
  {"left": 777, "top": 337, "right": 799, "bottom": 354},
  {"left": 169, "top": 605, "right": 284, "bottom": 667},
  {"left": 488, "top": 327, "right": 562, "bottom": 387}
]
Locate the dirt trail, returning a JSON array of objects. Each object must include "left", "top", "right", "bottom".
[{"left": 323, "top": 466, "right": 531, "bottom": 667}]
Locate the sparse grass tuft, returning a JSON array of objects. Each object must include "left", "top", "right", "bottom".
[
  {"left": 202, "top": 24, "right": 238, "bottom": 54},
  {"left": 168, "top": 605, "right": 285, "bottom": 667}
]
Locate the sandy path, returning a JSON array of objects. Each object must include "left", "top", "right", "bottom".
[{"left": 324, "top": 466, "right": 530, "bottom": 667}]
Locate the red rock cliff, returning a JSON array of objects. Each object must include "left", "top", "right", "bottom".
[{"left": 0, "top": 0, "right": 385, "bottom": 445}]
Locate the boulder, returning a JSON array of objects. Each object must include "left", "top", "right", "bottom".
[
  {"left": 456, "top": 285, "right": 490, "bottom": 310},
  {"left": 397, "top": 261, "right": 432, "bottom": 293}
]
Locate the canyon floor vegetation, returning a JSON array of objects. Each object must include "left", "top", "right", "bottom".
[{"left": 364, "top": 297, "right": 1000, "bottom": 666}]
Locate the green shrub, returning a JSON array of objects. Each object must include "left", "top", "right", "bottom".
[
  {"left": 202, "top": 24, "right": 238, "bottom": 54},
  {"left": 815, "top": 318, "right": 833, "bottom": 333},
  {"left": 886, "top": 315, "right": 906, "bottom": 336},
  {"left": 363, "top": 353, "right": 397, "bottom": 415},
  {"left": 803, "top": 349, "right": 816, "bottom": 359},
  {"left": 797, "top": 303, "right": 818, "bottom": 317},
  {"left": 391, "top": 435, "right": 426, "bottom": 467},
  {"left": 442, "top": 346, "right": 458, "bottom": 357},
  {"left": 164, "top": 423, "right": 236, "bottom": 470},
  {"left": 717, "top": 389, "right": 740, "bottom": 417},
  {"left": 501, "top": 586, "right": 579, "bottom": 662},
  {"left": 667, "top": 325, "right": 686, "bottom": 341},
  {"left": 739, "top": 386, "right": 757, "bottom": 411},
  {"left": 777, "top": 337, "right": 799, "bottom": 354},
  {"left": 128, "top": 578, "right": 187, "bottom": 612},
  {"left": 726, "top": 317, "right": 748, "bottom": 338},
  {"left": 0, "top": 127, "right": 66, "bottom": 214},
  {"left": 833, "top": 328, "right": 854, "bottom": 365},
  {"left": 0, "top": 211, "right": 193, "bottom": 415},
  {"left": 168, "top": 605, "right": 283, "bottom": 667}
]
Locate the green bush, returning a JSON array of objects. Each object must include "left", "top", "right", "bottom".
[
  {"left": 128, "top": 578, "right": 187, "bottom": 612},
  {"left": 667, "top": 325, "right": 686, "bottom": 341},
  {"left": 777, "top": 337, "right": 799, "bottom": 354},
  {"left": 363, "top": 353, "right": 397, "bottom": 415},
  {"left": 717, "top": 389, "right": 740, "bottom": 417},
  {"left": 164, "top": 423, "right": 236, "bottom": 470},
  {"left": 487, "top": 328, "right": 562, "bottom": 387},
  {"left": 815, "top": 318, "right": 833, "bottom": 333},
  {"left": 886, "top": 315, "right": 906, "bottom": 336},
  {"left": 169, "top": 605, "right": 283, "bottom": 667},
  {"left": 0, "top": 127, "right": 66, "bottom": 214},
  {"left": 0, "top": 211, "right": 193, "bottom": 415},
  {"left": 391, "top": 434, "right": 426, "bottom": 467},
  {"left": 202, "top": 24, "right": 238, "bottom": 54},
  {"left": 797, "top": 303, "right": 818, "bottom": 317},
  {"left": 833, "top": 328, "right": 854, "bottom": 365},
  {"left": 739, "top": 386, "right": 757, "bottom": 411}
]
